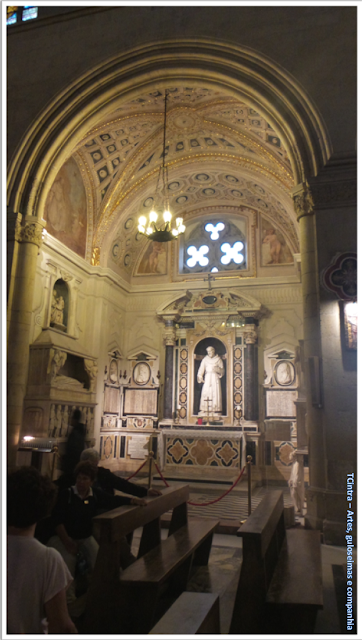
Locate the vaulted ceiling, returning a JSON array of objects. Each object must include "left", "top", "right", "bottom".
[{"left": 59, "top": 85, "right": 299, "bottom": 276}]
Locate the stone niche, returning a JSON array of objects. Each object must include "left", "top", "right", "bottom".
[{"left": 22, "top": 329, "right": 97, "bottom": 441}]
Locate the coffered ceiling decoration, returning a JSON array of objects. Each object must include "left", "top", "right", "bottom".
[{"left": 68, "top": 85, "right": 298, "bottom": 273}]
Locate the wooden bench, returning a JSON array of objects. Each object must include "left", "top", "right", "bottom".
[
  {"left": 118, "top": 517, "right": 219, "bottom": 634},
  {"left": 82, "top": 485, "right": 218, "bottom": 634},
  {"left": 229, "top": 490, "right": 323, "bottom": 635},
  {"left": 149, "top": 592, "right": 220, "bottom": 634},
  {"left": 82, "top": 484, "right": 190, "bottom": 633}
]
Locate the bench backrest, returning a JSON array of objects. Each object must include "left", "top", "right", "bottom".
[
  {"left": 239, "top": 490, "right": 285, "bottom": 587},
  {"left": 93, "top": 484, "right": 189, "bottom": 543},
  {"left": 229, "top": 490, "right": 286, "bottom": 634}
]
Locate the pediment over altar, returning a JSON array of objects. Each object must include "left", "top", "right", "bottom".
[{"left": 156, "top": 289, "right": 268, "bottom": 322}]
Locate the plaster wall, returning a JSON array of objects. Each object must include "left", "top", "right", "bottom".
[
  {"left": 7, "top": 6, "right": 356, "bottom": 164},
  {"left": 316, "top": 205, "right": 357, "bottom": 483}
]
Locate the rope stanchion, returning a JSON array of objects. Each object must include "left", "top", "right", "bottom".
[
  {"left": 126, "top": 458, "right": 148, "bottom": 480},
  {"left": 153, "top": 463, "right": 246, "bottom": 506}
]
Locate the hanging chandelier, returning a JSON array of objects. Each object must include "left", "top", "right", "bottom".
[{"left": 138, "top": 90, "right": 186, "bottom": 242}]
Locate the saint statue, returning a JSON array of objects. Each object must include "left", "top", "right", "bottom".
[
  {"left": 197, "top": 346, "right": 224, "bottom": 416},
  {"left": 50, "top": 292, "right": 65, "bottom": 326}
]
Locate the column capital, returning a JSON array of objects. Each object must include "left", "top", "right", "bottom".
[
  {"left": 15, "top": 215, "right": 45, "bottom": 247},
  {"left": 244, "top": 327, "right": 258, "bottom": 344},
  {"left": 292, "top": 182, "right": 314, "bottom": 221},
  {"left": 163, "top": 320, "right": 176, "bottom": 347}
]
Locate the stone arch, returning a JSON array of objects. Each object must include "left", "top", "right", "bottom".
[{"left": 7, "top": 39, "right": 331, "bottom": 220}]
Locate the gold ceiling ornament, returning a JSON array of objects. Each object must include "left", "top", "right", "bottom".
[
  {"left": 92, "top": 247, "right": 100, "bottom": 266},
  {"left": 138, "top": 90, "right": 186, "bottom": 243}
]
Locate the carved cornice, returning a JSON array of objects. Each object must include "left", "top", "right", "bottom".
[{"left": 309, "top": 179, "right": 357, "bottom": 209}]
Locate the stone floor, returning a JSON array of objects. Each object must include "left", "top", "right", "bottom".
[{"left": 129, "top": 480, "right": 357, "bottom": 636}]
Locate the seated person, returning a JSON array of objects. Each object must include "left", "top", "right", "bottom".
[
  {"left": 7, "top": 466, "right": 77, "bottom": 634},
  {"left": 80, "top": 448, "right": 162, "bottom": 497},
  {"left": 47, "top": 460, "right": 146, "bottom": 613}
]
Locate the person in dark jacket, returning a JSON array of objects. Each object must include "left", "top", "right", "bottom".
[
  {"left": 80, "top": 448, "right": 162, "bottom": 498},
  {"left": 47, "top": 460, "right": 146, "bottom": 615}
]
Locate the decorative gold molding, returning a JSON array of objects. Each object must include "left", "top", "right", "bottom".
[{"left": 92, "top": 247, "right": 100, "bottom": 266}]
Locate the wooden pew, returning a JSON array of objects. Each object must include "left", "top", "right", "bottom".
[
  {"left": 83, "top": 484, "right": 190, "bottom": 633},
  {"left": 119, "top": 516, "right": 219, "bottom": 634},
  {"left": 149, "top": 592, "right": 220, "bottom": 634},
  {"left": 82, "top": 485, "right": 218, "bottom": 634},
  {"left": 229, "top": 490, "right": 323, "bottom": 635}
]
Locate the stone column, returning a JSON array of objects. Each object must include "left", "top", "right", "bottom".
[
  {"left": 162, "top": 320, "right": 176, "bottom": 421},
  {"left": 293, "top": 184, "right": 326, "bottom": 528},
  {"left": 244, "top": 325, "right": 258, "bottom": 421},
  {"left": 7, "top": 215, "right": 45, "bottom": 467}
]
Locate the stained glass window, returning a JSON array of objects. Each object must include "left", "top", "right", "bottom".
[{"left": 181, "top": 219, "right": 247, "bottom": 274}]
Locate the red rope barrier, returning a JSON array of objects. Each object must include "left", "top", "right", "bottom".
[
  {"left": 126, "top": 458, "right": 148, "bottom": 480},
  {"left": 154, "top": 462, "right": 170, "bottom": 487},
  {"left": 187, "top": 466, "right": 246, "bottom": 506},
  {"left": 154, "top": 463, "right": 246, "bottom": 505}
]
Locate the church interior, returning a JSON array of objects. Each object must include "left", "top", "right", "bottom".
[{"left": 6, "top": 4, "right": 357, "bottom": 635}]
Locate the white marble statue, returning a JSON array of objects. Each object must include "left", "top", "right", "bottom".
[
  {"left": 197, "top": 346, "right": 224, "bottom": 416},
  {"left": 288, "top": 450, "right": 304, "bottom": 513},
  {"left": 50, "top": 292, "right": 65, "bottom": 325}
]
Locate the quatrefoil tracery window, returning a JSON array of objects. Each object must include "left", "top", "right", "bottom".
[{"left": 182, "top": 219, "right": 247, "bottom": 274}]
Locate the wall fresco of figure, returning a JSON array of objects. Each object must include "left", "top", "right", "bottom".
[
  {"left": 261, "top": 217, "right": 293, "bottom": 266},
  {"left": 44, "top": 157, "right": 87, "bottom": 258}
]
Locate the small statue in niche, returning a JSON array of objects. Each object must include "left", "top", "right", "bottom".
[
  {"left": 288, "top": 450, "right": 304, "bottom": 513},
  {"left": 50, "top": 289, "right": 66, "bottom": 328}
]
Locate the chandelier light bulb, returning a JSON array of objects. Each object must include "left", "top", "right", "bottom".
[
  {"left": 172, "top": 228, "right": 179, "bottom": 236},
  {"left": 149, "top": 210, "right": 158, "bottom": 223},
  {"left": 163, "top": 210, "right": 172, "bottom": 223},
  {"left": 179, "top": 224, "right": 186, "bottom": 233},
  {"left": 176, "top": 217, "right": 183, "bottom": 227},
  {"left": 146, "top": 227, "right": 153, "bottom": 235},
  {"left": 139, "top": 216, "right": 147, "bottom": 226},
  {"left": 138, "top": 224, "right": 145, "bottom": 233}
]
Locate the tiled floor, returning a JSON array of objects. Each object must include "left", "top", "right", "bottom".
[{"left": 130, "top": 481, "right": 357, "bottom": 635}]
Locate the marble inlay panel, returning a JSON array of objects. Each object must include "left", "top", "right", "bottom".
[{"left": 166, "top": 435, "right": 240, "bottom": 467}]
